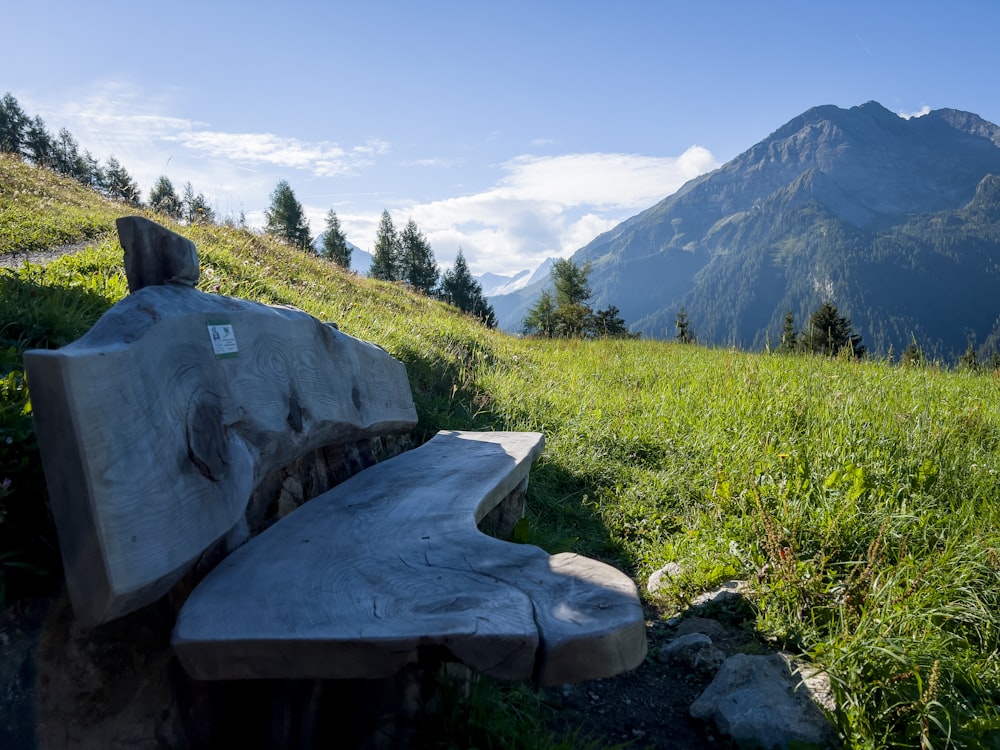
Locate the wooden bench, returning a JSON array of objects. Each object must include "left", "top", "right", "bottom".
[{"left": 23, "top": 217, "right": 646, "bottom": 690}]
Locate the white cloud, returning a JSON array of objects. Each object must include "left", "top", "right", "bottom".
[
  {"left": 165, "top": 131, "right": 381, "bottom": 178},
  {"left": 388, "top": 147, "right": 719, "bottom": 275},
  {"left": 899, "top": 105, "right": 932, "bottom": 119}
]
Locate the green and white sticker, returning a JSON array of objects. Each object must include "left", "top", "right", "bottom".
[{"left": 207, "top": 320, "right": 239, "bottom": 358}]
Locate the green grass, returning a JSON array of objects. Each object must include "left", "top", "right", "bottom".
[{"left": 3, "top": 157, "right": 1000, "bottom": 747}]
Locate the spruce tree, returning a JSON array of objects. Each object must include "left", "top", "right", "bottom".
[
  {"left": 0, "top": 92, "right": 27, "bottom": 154},
  {"left": 778, "top": 309, "right": 798, "bottom": 352},
  {"left": 802, "top": 301, "right": 865, "bottom": 358},
  {"left": 522, "top": 289, "right": 557, "bottom": 337},
  {"left": 321, "top": 210, "right": 351, "bottom": 268},
  {"left": 399, "top": 218, "right": 438, "bottom": 294},
  {"left": 675, "top": 307, "right": 695, "bottom": 344},
  {"left": 24, "top": 115, "right": 53, "bottom": 167},
  {"left": 265, "top": 180, "right": 312, "bottom": 250},
  {"left": 101, "top": 156, "right": 142, "bottom": 206},
  {"left": 149, "top": 176, "right": 183, "bottom": 220},
  {"left": 440, "top": 249, "right": 496, "bottom": 328},
  {"left": 370, "top": 210, "right": 401, "bottom": 281}
]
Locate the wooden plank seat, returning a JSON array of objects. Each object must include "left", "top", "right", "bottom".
[{"left": 23, "top": 216, "right": 647, "bottom": 688}]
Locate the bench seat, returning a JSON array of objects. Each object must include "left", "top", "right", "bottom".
[{"left": 173, "top": 430, "right": 646, "bottom": 685}]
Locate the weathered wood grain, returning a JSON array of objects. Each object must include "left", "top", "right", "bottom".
[
  {"left": 23, "top": 284, "right": 417, "bottom": 625},
  {"left": 172, "top": 430, "right": 647, "bottom": 685}
]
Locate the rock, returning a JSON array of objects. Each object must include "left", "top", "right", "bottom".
[
  {"left": 689, "top": 653, "right": 838, "bottom": 749},
  {"left": 646, "top": 562, "right": 683, "bottom": 593},
  {"left": 689, "top": 580, "right": 749, "bottom": 608},
  {"left": 116, "top": 216, "right": 200, "bottom": 292},
  {"left": 657, "top": 633, "right": 726, "bottom": 676}
]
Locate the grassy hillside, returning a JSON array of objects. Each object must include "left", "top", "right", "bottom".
[{"left": 3, "top": 155, "right": 1000, "bottom": 747}]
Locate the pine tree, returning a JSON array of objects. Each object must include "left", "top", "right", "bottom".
[
  {"left": 265, "top": 180, "right": 312, "bottom": 250},
  {"left": 101, "top": 156, "right": 142, "bottom": 206},
  {"left": 801, "top": 301, "right": 865, "bottom": 358},
  {"left": 675, "top": 307, "right": 695, "bottom": 344},
  {"left": 24, "top": 115, "right": 54, "bottom": 167},
  {"left": 399, "top": 218, "right": 438, "bottom": 294},
  {"left": 149, "top": 176, "right": 183, "bottom": 219},
  {"left": 320, "top": 210, "right": 351, "bottom": 268},
  {"left": 52, "top": 129, "right": 87, "bottom": 182},
  {"left": 440, "top": 249, "right": 496, "bottom": 328},
  {"left": 522, "top": 289, "right": 557, "bottom": 337},
  {"left": 370, "top": 210, "right": 401, "bottom": 281},
  {"left": 591, "top": 305, "right": 637, "bottom": 338},
  {"left": 777, "top": 309, "right": 798, "bottom": 353},
  {"left": 181, "top": 182, "right": 215, "bottom": 224},
  {"left": 0, "top": 92, "right": 27, "bottom": 155}
]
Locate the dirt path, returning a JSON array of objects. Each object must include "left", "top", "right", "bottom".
[{"left": 0, "top": 241, "right": 93, "bottom": 269}]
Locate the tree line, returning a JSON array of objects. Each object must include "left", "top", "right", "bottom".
[{"left": 0, "top": 92, "right": 495, "bottom": 327}]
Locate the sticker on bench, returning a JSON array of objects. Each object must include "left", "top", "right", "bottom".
[{"left": 207, "top": 321, "right": 239, "bottom": 358}]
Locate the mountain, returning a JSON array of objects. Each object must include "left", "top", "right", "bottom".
[
  {"left": 490, "top": 101, "right": 1000, "bottom": 359},
  {"left": 478, "top": 269, "right": 531, "bottom": 297}
]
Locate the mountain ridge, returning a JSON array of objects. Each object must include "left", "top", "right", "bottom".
[{"left": 490, "top": 101, "right": 1000, "bottom": 358}]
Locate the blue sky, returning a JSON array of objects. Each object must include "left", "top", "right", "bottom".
[{"left": 7, "top": 1, "right": 1000, "bottom": 276}]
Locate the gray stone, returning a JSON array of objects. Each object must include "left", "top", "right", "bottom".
[
  {"left": 657, "top": 632, "right": 726, "bottom": 675},
  {"left": 689, "top": 653, "right": 838, "bottom": 749},
  {"left": 646, "top": 561, "right": 683, "bottom": 593}
]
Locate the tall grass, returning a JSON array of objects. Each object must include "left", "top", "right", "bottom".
[{"left": 3, "top": 157, "right": 1000, "bottom": 747}]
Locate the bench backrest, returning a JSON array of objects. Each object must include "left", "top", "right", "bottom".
[{"left": 24, "top": 223, "right": 417, "bottom": 625}]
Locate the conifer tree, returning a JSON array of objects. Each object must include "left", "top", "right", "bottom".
[
  {"left": 24, "top": 115, "right": 54, "bottom": 167},
  {"left": 522, "top": 289, "right": 557, "bottom": 337},
  {"left": 149, "top": 176, "right": 183, "bottom": 220},
  {"left": 0, "top": 92, "right": 27, "bottom": 154},
  {"left": 399, "top": 218, "right": 439, "bottom": 294},
  {"left": 778, "top": 309, "right": 798, "bottom": 352},
  {"left": 101, "top": 156, "right": 142, "bottom": 206},
  {"left": 801, "top": 301, "right": 865, "bottom": 358},
  {"left": 181, "top": 182, "right": 215, "bottom": 224},
  {"left": 265, "top": 180, "right": 312, "bottom": 250},
  {"left": 675, "top": 307, "right": 695, "bottom": 344},
  {"left": 370, "top": 210, "right": 401, "bottom": 281},
  {"left": 320, "top": 210, "right": 352, "bottom": 268},
  {"left": 440, "top": 249, "right": 496, "bottom": 328}
]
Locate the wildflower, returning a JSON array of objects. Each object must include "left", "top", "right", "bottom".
[{"left": 1, "top": 477, "right": 11, "bottom": 490}]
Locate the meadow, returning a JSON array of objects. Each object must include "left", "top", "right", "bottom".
[{"left": 2, "top": 154, "right": 999, "bottom": 748}]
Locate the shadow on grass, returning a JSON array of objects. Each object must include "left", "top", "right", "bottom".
[{"left": 1, "top": 270, "right": 115, "bottom": 604}]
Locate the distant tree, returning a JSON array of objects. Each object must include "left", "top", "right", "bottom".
[
  {"left": 550, "top": 258, "right": 593, "bottom": 337},
  {"left": 265, "top": 180, "right": 312, "bottom": 250},
  {"left": 50, "top": 128, "right": 92, "bottom": 185},
  {"left": 149, "top": 176, "right": 183, "bottom": 219},
  {"left": 440, "top": 249, "right": 496, "bottom": 328},
  {"left": 320, "top": 210, "right": 351, "bottom": 268},
  {"left": 181, "top": 181, "right": 215, "bottom": 224},
  {"left": 24, "top": 115, "right": 54, "bottom": 167},
  {"left": 81, "top": 151, "right": 104, "bottom": 191},
  {"left": 957, "top": 340, "right": 979, "bottom": 371},
  {"left": 801, "top": 301, "right": 865, "bottom": 358},
  {"left": 777, "top": 309, "right": 798, "bottom": 353},
  {"left": 675, "top": 307, "right": 696, "bottom": 344},
  {"left": 399, "top": 218, "right": 439, "bottom": 294},
  {"left": 592, "top": 305, "right": 637, "bottom": 339},
  {"left": 522, "top": 289, "right": 557, "bottom": 337},
  {"left": 101, "top": 156, "right": 142, "bottom": 206},
  {"left": 0, "top": 92, "right": 27, "bottom": 154},
  {"left": 370, "top": 210, "right": 401, "bottom": 281},
  {"left": 523, "top": 258, "right": 634, "bottom": 339},
  {"left": 900, "top": 341, "right": 923, "bottom": 367}
]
